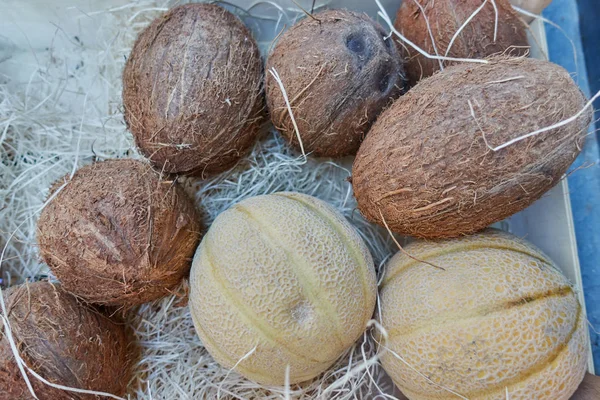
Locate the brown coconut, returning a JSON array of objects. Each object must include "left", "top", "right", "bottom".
[
  {"left": 265, "top": 9, "right": 406, "bottom": 157},
  {"left": 0, "top": 282, "right": 135, "bottom": 400},
  {"left": 394, "top": 0, "right": 529, "bottom": 86},
  {"left": 572, "top": 374, "right": 600, "bottom": 400},
  {"left": 352, "top": 57, "right": 591, "bottom": 239},
  {"left": 37, "top": 159, "right": 202, "bottom": 306},
  {"left": 122, "top": 4, "right": 265, "bottom": 177}
]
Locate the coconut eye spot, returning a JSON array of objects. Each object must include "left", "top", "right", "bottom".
[
  {"left": 382, "top": 35, "right": 392, "bottom": 50},
  {"left": 266, "top": 9, "right": 405, "bottom": 156},
  {"left": 378, "top": 72, "right": 393, "bottom": 93},
  {"left": 346, "top": 33, "right": 366, "bottom": 54}
]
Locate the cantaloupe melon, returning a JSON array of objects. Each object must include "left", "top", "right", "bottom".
[
  {"left": 510, "top": 0, "right": 552, "bottom": 23},
  {"left": 189, "top": 192, "right": 377, "bottom": 385},
  {"left": 379, "top": 229, "right": 588, "bottom": 400}
]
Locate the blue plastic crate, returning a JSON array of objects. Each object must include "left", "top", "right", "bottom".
[{"left": 544, "top": 0, "right": 600, "bottom": 370}]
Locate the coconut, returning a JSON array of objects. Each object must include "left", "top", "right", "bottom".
[
  {"left": 122, "top": 3, "right": 264, "bottom": 177},
  {"left": 265, "top": 9, "right": 405, "bottom": 157},
  {"left": 0, "top": 281, "right": 135, "bottom": 399},
  {"left": 188, "top": 192, "right": 377, "bottom": 385},
  {"left": 352, "top": 57, "right": 591, "bottom": 239},
  {"left": 572, "top": 374, "right": 600, "bottom": 400},
  {"left": 394, "top": 0, "right": 528, "bottom": 86},
  {"left": 37, "top": 159, "right": 202, "bottom": 307},
  {"left": 379, "top": 229, "right": 589, "bottom": 400}
]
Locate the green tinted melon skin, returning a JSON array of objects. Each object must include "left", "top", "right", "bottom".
[{"left": 189, "top": 192, "right": 377, "bottom": 385}]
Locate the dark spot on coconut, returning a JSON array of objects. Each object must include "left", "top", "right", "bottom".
[
  {"left": 266, "top": 9, "right": 406, "bottom": 157},
  {"left": 377, "top": 63, "right": 396, "bottom": 94},
  {"left": 346, "top": 32, "right": 366, "bottom": 54},
  {"left": 346, "top": 32, "right": 374, "bottom": 67},
  {"left": 378, "top": 73, "right": 391, "bottom": 93},
  {"left": 382, "top": 35, "right": 392, "bottom": 50}
]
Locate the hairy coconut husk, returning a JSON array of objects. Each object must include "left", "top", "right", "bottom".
[
  {"left": 122, "top": 3, "right": 265, "bottom": 177},
  {"left": 572, "top": 374, "right": 600, "bottom": 400},
  {"left": 37, "top": 159, "right": 202, "bottom": 307},
  {"left": 352, "top": 57, "right": 591, "bottom": 239},
  {"left": 0, "top": 282, "right": 136, "bottom": 399},
  {"left": 394, "top": 0, "right": 528, "bottom": 86},
  {"left": 266, "top": 9, "right": 406, "bottom": 157}
]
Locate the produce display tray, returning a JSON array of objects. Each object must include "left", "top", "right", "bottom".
[
  {"left": 0, "top": 0, "right": 595, "bottom": 396},
  {"left": 503, "top": 17, "right": 595, "bottom": 374}
]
